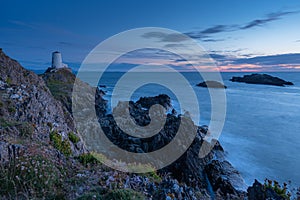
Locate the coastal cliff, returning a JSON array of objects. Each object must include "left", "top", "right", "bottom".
[{"left": 0, "top": 49, "right": 294, "bottom": 199}]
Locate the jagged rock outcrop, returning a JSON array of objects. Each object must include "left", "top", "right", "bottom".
[
  {"left": 93, "top": 94, "right": 246, "bottom": 198},
  {"left": 205, "top": 160, "right": 247, "bottom": 197},
  {"left": 135, "top": 94, "right": 171, "bottom": 109},
  {"left": 230, "top": 73, "right": 294, "bottom": 86}
]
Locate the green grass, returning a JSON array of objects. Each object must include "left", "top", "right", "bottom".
[
  {"left": 0, "top": 118, "right": 18, "bottom": 128},
  {"left": 103, "top": 189, "right": 145, "bottom": 200},
  {"left": 50, "top": 130, "right": 72, "bottom": 156},
  {"left": 77, "top": 153, "right": 99, "bottom": 166},
  {"left": 46, "top": 80, "right": 69, "bottom": 98},
  {"left": 45, "top": 79, "right": 73, "bottom": 112},
  {"left": 0, "top": 118, "right": 34, "bottom": 137},
  {"left": 68, "top": 131, "right": 80, "bottom": 143},
  {"left": 0, "top": 154, "right": 65, "bottom": 199}
]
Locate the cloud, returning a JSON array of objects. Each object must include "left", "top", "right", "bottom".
[
  {"left": 201, "top": 25, "right": 237, "bottom": 34},
  {"left": 233, "top": 53, "right": 300, "bottom": 65},
  {"left": 218, "top": 64, "right": 263, "bottom": 72},
  {"left": 241, "top": 10, "right": 299, "bottom": 29},
  {"left": 142, "top": 32, "right": 188, "bottom": 42},
  {"left": 198, "top": 25, "right": 227, "bottom": 34},
  {"left": 8, "top": 20, "right": 37, "bottom": 29},
  {"left": 209, "top": 48, "right": 248, "bottom": 54},
  {"left": 184, "top": 24, "right": 235, "bottom": 39},
  {"left": 185, "top": 9, "right": 299, "bottom": 41},
  {"left": 58, "top": 41, "right": 73, "bottom": 46},
  {"left": 209, "top": 53, "right": 230, "bottom": 61},
  {"left": 174, "top": 58, "right": 186, "bottom": 62},
  {"left": 142, "top": 31, "right": 224, "bottom": 43},
  {"left": 212, "top": 53, "right": 300, "bottom": 72},
  {"left": 164, "top": 43, "right": 186, "bottom": 48},
  {"left": 202, "top": 38, "right": 225, "bottom": 42},
  {"left": 78, "top": 52, "right": 300, "bottom": 72},
  {"left": 142, "top": 10, "right": 299, "bottom": 44}
]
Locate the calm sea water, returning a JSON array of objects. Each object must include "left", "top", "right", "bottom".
[{"left": 76, "top": 71, "right": 300, "bottom": 187}]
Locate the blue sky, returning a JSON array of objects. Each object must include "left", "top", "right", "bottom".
[{"left": 1, "top": 0, "right": 300, "bottom": 71}]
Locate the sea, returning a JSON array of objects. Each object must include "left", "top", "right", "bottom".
[{"left": 42, "top": 69, "right": 300, "bottom": 188}]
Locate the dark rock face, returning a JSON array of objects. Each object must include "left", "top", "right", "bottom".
[
  {"left": 136, "top": 94, "right": 171, "bottom": 109},
  {"left": 95, "top": 88, "right": 107, "bottom": 118},
  {"left": 197, "top": 81, "right": 227, "bottom": 89},
  {"left": 205, "top": 160, "right": 247, "bottom": 196},
  {"left": 94, "top": 94, "right": 246, "bottom": 198},
  {"left": 98, "top": 99, "right": 180, "bottom": 154},
  {"left": 230, "top": 73, "right": 294, "bottom": 86}
]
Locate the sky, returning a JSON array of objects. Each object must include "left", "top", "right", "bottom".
[{"left": 1, "top": 0, "right": 300, "bottom": 72}]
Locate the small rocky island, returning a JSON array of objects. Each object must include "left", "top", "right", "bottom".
[
  {"left": 230, "top": 73, "right": 294, "bottom": 86},
  {"left": 196, "top": 81, "right": 227, "bottom": 89}
]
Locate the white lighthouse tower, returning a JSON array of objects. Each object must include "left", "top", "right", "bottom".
[
  {"left": 52, "top": 51, "right": 63, "bottom": 68},
  {"left": 51, "top": 51, "right": 68, "bottom": 69}
]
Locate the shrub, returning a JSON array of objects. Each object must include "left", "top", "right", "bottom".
[
  {"left": 8, "top": 107, "right": 16, "bottom": 113},
  {"left": 50, "top": 130, "right": 72, "bottom": 156},
  {"left": 6, "top": 77, "right": 12, "bottom": 85},
  {"left": 77, "top": 153, "right": 99, "bottom": 166},
  {"left": 77, "top": 193, "right": 102, "bottom": 200},
  {"left": 127, "top": 163, "right": 162, "bottom": 183},
  {"left": 68, "top": 131, "right": 80, "bottom": 143},
  {"left": 264, "top": 179, "right": 291, "bottom": 199},
  {"left": 103, "top": 189, "right": 145, "bottom": 200}
]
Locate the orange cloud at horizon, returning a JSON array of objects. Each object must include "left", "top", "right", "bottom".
[{"left": 217, "top": 64, "right": 262, "bottom": 72}]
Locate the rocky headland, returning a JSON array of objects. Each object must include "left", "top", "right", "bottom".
[
  {"left": 0, "top": 49, "right": 296, "bottom": 199},
  {"left": 230, "top": 73, "right": 294, "bottom": 86}
]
